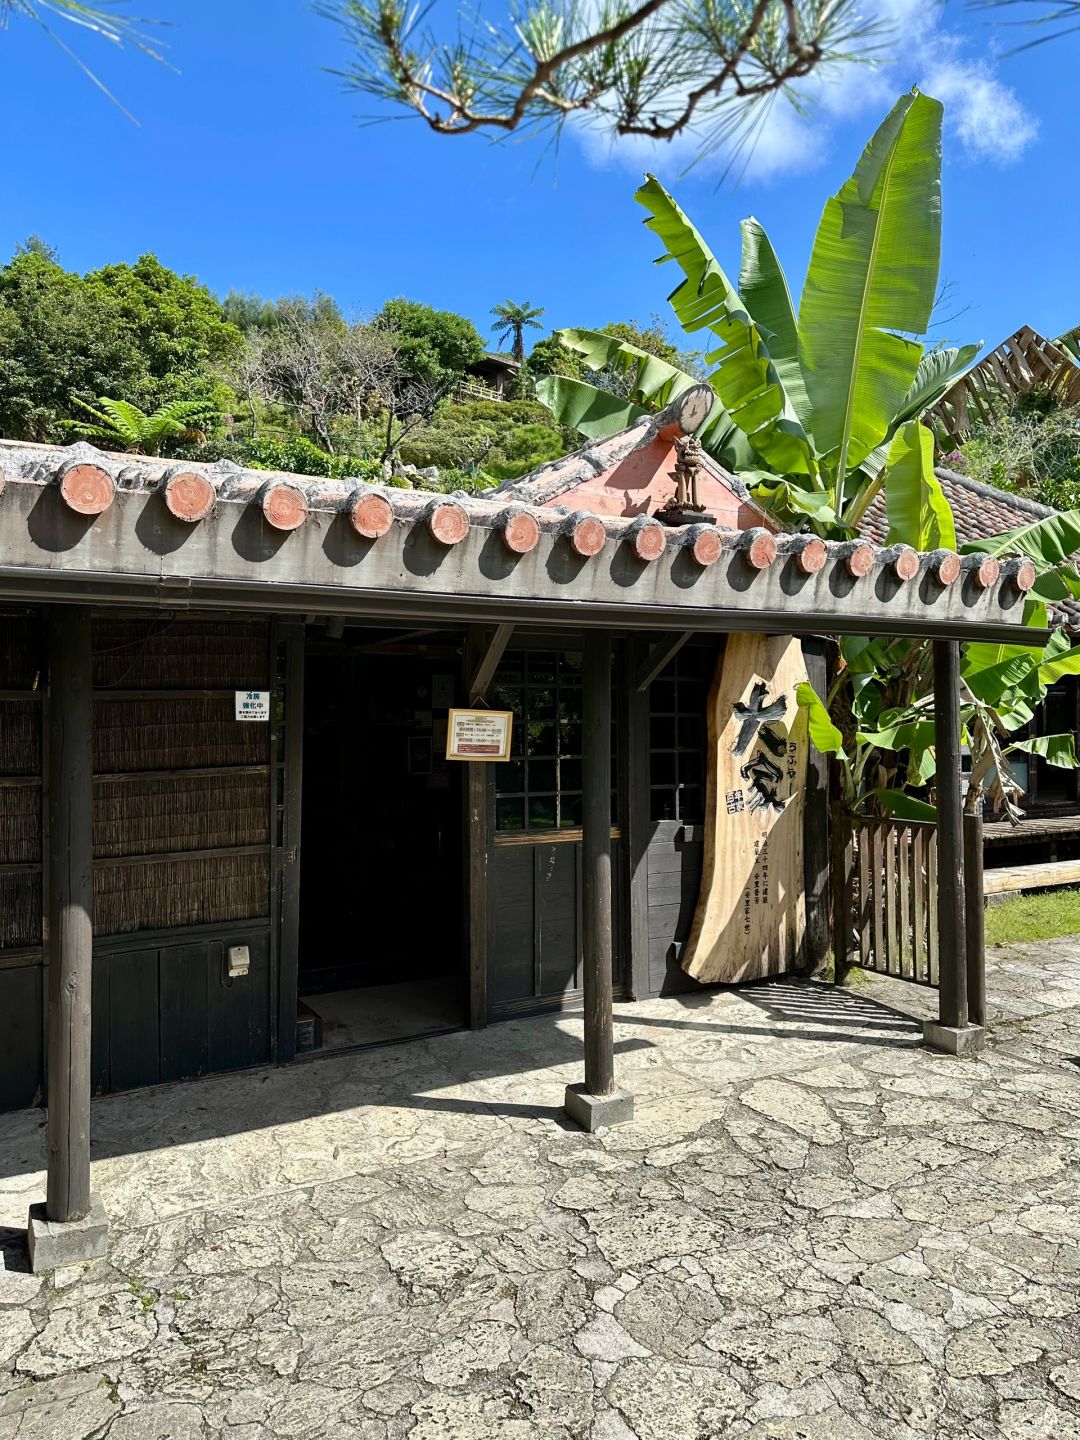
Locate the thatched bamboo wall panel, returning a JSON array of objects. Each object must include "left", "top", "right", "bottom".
[
  {"left": 94, "top": 852, "right": 270, "bottom": 936},
  {"left": 92, "top": 698, "right": 269, "bottom": 773},
  {"left": 0, "top": 783, "right": 42, "bottom": 864},
  {"left": 0, "top": 701, "right": 41, "bottom": 776},
  {"left": 93, "top": 773, "right": 269, "bottom": 858},
  {"left": 92, "top": 618, "right": 270, "bottom": 690},
  {"left": 0, "top": 872, "right": 41, "bottom": 949}
]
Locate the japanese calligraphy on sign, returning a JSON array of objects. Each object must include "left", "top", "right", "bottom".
[{"left": 682, "top": 634, "right": 809, "bottom": 984}]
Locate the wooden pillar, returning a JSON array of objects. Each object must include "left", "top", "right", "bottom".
[
  {"left": 932, "top": 639, "right": 969, "bottom": 1034},
  {"left": 830, "top": 798, "right": 854, "bottom": 987},
  {"left": 564, "top": 632, "right": 632, "bottom": 1130},
  {"left": 583, "top": 630, "right": 614, "bottom": 1096},
  {"left": 464, "top": 628, "right": 491, "bottom": 1029},
  {"left": 964, "top": 806, "right": 986, "bottom": 1028},
  {"left": 46, "top": 606, "right": 94, "bottom": 1223}
]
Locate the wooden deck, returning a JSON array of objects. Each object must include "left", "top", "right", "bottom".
[
  {"left": 984, "top": 814, "right": 1080, "bottom": 847},
  {"left": 984, "top": 858, "right": 1080, "bottom": 896},
  {"left": 983, "top": 815, "right": 1080, "bottom": 896}
]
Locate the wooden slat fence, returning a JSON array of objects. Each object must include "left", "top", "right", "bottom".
[{"left": 833, "top": 808, "right": 939, "bottom": 987}]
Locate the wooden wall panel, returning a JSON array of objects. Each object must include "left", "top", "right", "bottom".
[
  {"left": 160, "top": 943, "right": 210, "bottom": 1083},
  {"left": 646, "top": 821, "right": 706, "bottom": 996},
  {"left": 537, "top": 844, "right": 579, "bottom": 997},
  {"left": 207, "top": 933, "right": 271, "bottom": 1074},
  {"left": 0, "top": 964, "right": 43, "bottom": 1110},
  {"left": 489, "top": 839, "right": 622, "bottom": 1016},
  {"left": 87, "top": 926, "right": 271, "bottom": 1096},
  {"left": 490, "top": 846, "right": 534, "bottom": 1007},
  {"left": 107, "top": 949, "right": 161, "bottom": 1093}
]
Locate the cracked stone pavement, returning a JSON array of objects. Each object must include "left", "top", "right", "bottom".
[{"left": 2, "top": 938, "right": 1080, "bottom": 1438}]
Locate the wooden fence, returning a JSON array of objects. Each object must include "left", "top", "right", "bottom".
[{"left": 832, "top": 809, "right": 939, "bottom": 987}]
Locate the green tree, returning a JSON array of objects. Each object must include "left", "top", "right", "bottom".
[
  {"left": 65, "top": 396, "right": 219, "bottom": 456},
  {"left": 375, "top": 298, "right": 484, "bottom": 387},
  {"left": 528, "top": 336, "right": 585, "bottom": 384},
  {"left": 398, "top": 398, "right": 568, "bottom": 481},
  {"left": 220, "top": 290, "right": 282, "bottom": 333},
  {"left": 490, "top": 300, "right": 544, "bottom": 363},
  {"left": 0, "top": 249, "right": 241, "bottom": 442}
]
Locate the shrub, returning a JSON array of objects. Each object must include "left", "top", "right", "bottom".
[
  {"left": 953, "top": 390, "right": 1080, "bottom": 511},
  {"left": 236, "top": 434, "right": 382, "bottom": 481}
]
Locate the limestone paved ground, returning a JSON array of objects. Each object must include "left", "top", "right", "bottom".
[{"left": 2, "top": 941, "right": 1080, "bottom": 1439}]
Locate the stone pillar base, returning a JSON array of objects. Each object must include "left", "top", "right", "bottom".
[
  {"left": 27, "top": 1194, "right": 109, "bottom": 1273},
  {"left": 923, "top": 1021, "right": 986, "bottom": 1056},
  {"left": 563, "top": 1084, "right": 634, "bottom": 1132}
]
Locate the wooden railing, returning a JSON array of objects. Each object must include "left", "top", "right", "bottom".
[{"left": 832, "top": 808, "right": 939, "bottom": 986}]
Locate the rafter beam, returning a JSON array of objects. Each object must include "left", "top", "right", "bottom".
[
  {"left": 469, "top": 624, "right": 514, "bottom": 702},
  {"left": 636, "top": 632, "right": 692, "bottom": 692}
]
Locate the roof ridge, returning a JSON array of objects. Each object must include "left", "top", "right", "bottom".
[{"left": 934, "top": 466, "right": 1056, "bottom": 521}]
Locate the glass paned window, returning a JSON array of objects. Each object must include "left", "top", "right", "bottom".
[
  {"left": 649, "top": 648, "right": 712, "bottom": 823},
  {"left": 493, "top": 649, "right": 616, "bottom": 833}
]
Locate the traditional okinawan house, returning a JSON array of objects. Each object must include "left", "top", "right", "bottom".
[{"left": 0, "top": 386, "right": 1040, "bottom": 1269}]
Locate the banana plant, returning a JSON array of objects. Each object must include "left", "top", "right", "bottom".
[
  {"left": 797, "top": 507, "right": 1080, "bottom": 821},
  {"left": 537, "top": 90, "right": 980, "bottom": 550}
]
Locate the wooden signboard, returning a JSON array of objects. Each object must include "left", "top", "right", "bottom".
[
  {"left": 682, "top": 633, "right": 809, "bottom": 983},
  {"left": 446, "top": 709, "right": 513, "bottom": 762}
]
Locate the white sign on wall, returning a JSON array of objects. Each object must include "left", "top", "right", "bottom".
[
  {"left": 446, "top": 709, "right": 513, "bottom": 761},
  {"left": 235, "top": 690, "right": 271, "bottom": 722}
]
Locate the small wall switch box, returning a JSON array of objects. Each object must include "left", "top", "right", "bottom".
[{"left": 227, "top": 945, "right": 250, "bottom": 978}]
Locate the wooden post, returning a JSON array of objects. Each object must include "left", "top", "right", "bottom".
[
  {"left": 564, "top": 631, "right": 632, "bottom": 1129},
  {"left": 274, "top": 623, "right": 305, "bottom": 1066},
  {"left": 46, "top": 606, "right": 94, "bottom": 1224},
  {"left": 583, "top": 630, "right": 614, "bottom": 1096},
  {"left": 964, "top": 805, "right": 986, "bottom": 1028},
  {"left": 931, "top": 639, "right": 969, "bottom": 1038},
  {"left": 467, "top": 761, "right": 488, "bottom": 1029},
  {"left": 830, "top": 798, "right": 854, "bottom": 986},
  {"left": 465, "top": 628, "right": 491, "bottom": 1029},
  {"left": 28, "top": 607, "right": 107, "bottom": 1270}
]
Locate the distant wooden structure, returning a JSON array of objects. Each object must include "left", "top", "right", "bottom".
[{"left": 928, "top": 326, "right": 1080, "bottom": 445}]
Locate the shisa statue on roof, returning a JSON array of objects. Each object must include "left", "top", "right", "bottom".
[{"left": 658, "top": 431, "right": 715, "bottom": 526}]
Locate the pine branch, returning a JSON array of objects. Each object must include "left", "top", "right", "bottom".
[{"left": 317, "top": 0, "right": 887, "bottom": 159}]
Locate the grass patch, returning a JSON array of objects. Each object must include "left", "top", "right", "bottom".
[{"left": 986, "top": 887, "right": 1080, "bottom": 946}]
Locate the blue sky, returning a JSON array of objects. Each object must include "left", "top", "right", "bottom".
[{"left": 0, "top": 0, "right": 1077, "bottom": 358}]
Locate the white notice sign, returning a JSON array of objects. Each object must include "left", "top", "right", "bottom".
[
  {"left": 446, "top": 709, "right": 513, "bottom": 761},
  {"left": 235, "top": 690, "right": 270, "bottom": 722}
]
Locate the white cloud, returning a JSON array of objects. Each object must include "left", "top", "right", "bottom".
[
  {"left": 921, "top": 56, "right": 1039, "bottom": 161},
  {"left": 573, "top": 0, "right": 1039, "bottom": 182}
]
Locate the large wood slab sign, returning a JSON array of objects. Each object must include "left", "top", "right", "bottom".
[{"left": 682, "top": 633, "right": 809, "bottom": 983}]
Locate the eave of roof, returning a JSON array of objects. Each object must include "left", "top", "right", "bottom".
[{"left": 0, "top": 439, "right": 1043, "bottom": 644}]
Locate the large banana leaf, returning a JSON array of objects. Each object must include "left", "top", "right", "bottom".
[
  {"left": 738, "top": 217, "right": 811, "bottom": 430},
  {"left": 635, "top": 174, "right": 742, "bottom": 336},
  {"left": 883, "top": 420, "right": 956, "bottom": 551},
  {"left": 798, "top": 91, "right": 943, "bottom": 481},
  {"left": 541, "top": 329, "right": 755, "bottom": 468},
  {"left": 1009, "top": 734, "right": 1079, "bottom": 768},
  {"left": 795, "top": 682, "right": 845, "bottom": 756},
  {"left": 556, "top": 328, "right": 697, "bottom": 411},
  {"left": 855, "top": 343, "right": 983, "bottom": 484},
  {"left": 962, "top": 509, "right": 1080, "bottom": 564},
  {"left": 635, "top": 176, "right": 816, "bottom": 475},
  {"left": 533, "top": 375, "right": 650, "bottom": 442}
]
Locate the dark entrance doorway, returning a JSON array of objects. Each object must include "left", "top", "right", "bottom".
[{"left": 296, "top": 632, "right": 467, "bottom": 1051}]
